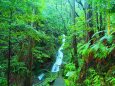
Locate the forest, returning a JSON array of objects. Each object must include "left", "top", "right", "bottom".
[{"left": 0, "top": 0, "right": 115, "bottom": 86}]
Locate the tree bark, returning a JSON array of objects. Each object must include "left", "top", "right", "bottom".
[
  {"left": 85, "top": 1, "right": 94, "bottom": 44},
  {"left": 7, "top": 9, "right": 13, "bottom": 86},
  {"left": 71, "top": 0, "right": 78, "bottom": 68},
  {"left": 24, "top": 9, "right": 35, "bottom": 86}
]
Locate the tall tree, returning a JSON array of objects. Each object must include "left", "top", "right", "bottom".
[{"left": 72, "top": 0, "right": 78, "bottom": 68}]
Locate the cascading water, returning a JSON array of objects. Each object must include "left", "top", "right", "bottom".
[
  {"left": 51, "top": 34, "right": 65, "bottom": 72},
  {"left": 37, "top": 35, "right": 65, "bottom": 81}
]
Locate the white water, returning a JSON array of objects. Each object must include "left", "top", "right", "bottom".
[
  {"left": 38, "top": 73, "right": 45, "bottom": 80},
  {"left": 51, "top": 34, "right": 65, "bottom": 72},
  {"left": 37, "top": 35, "right": 65, "bottom": 81}
]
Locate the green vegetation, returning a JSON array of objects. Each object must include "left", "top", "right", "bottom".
[{"left": 0, "top": 0, "right": 115, "bottom": 86}]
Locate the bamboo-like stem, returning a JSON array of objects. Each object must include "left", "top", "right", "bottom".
[
  {"left": 107, "top": 0, "right": 111, "bottom": 35},
  {"left": 107, "top": 12, "right": 110, "bottom": 35}
]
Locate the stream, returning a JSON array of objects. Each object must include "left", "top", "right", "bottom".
[
  {"left": 51, "top": 34, "right": 65, "bottom": 72},
  {"left": 36, "top": 34, "right": 66, "bottom": 86}
]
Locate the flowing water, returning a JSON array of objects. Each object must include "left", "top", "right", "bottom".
[
  {"left": 37, "top": 34, "right": 65, "bottom": 81},
  {"left": 51, "top": 34, "right": 65, "bottom": 72}
]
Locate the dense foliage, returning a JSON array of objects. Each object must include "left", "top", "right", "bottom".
[{"left": 0, "top": 0, "right": 115, "bottom": 86}]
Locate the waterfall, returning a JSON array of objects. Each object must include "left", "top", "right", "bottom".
[{"left": 51, "top": 34, "right": 65, "bottom": 72}]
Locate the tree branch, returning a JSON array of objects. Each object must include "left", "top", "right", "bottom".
[{"left": 68, "top": 0, "right": 79, "bottom": 17}]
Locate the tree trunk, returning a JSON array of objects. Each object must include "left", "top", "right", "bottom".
[
  {"left": 24, "top": 38, "right": 33, "bottom": 86},
  {"left": 7, "top": 9, "right": 13, "bottom": 86},
  {"left": 71, "top": 0, "right": 78, "bottom": 68},
  {"left": 85, "top": 1, "right": 94, "bottom": 44},
  {"left": 24, "top": 8, "right": 35, "bottom": 86}
]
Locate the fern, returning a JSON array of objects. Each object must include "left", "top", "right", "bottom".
[
  {"left": 84, "top": 68, "right": 102, "bottom": 86},
  {"left": 78, "top": 42, "right": 91, "bottom": 58}
]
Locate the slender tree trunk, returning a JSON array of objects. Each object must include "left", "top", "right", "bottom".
[
  {"left": 85, "top": 1, "right": 94, "bottom": 44},
  {"left": 99, "top": 12, "right": 105, "bottom": 36},
  {"left": 107, "top": 11, "right": 110, "bottom": 35},
  {"left": 100, "top": 13, "right": 103, "bottom": 30},
  {"left": 29, "top": 38, "right": 33, "bottom": 86},
  {"left": 8, "top": 9, "right": 13, "bottom": 86},
  {"left": 71, "top": 0, "right": 78, "bottom": 68},
  {"left": 96, "top": 11, "right": 99, "bottom": 31},
  {"left": 8, "top": 23, "right": 11, "bottom": 86},
  {"left": 24, "top": 38, "right": 33, "bottom": 86}
]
